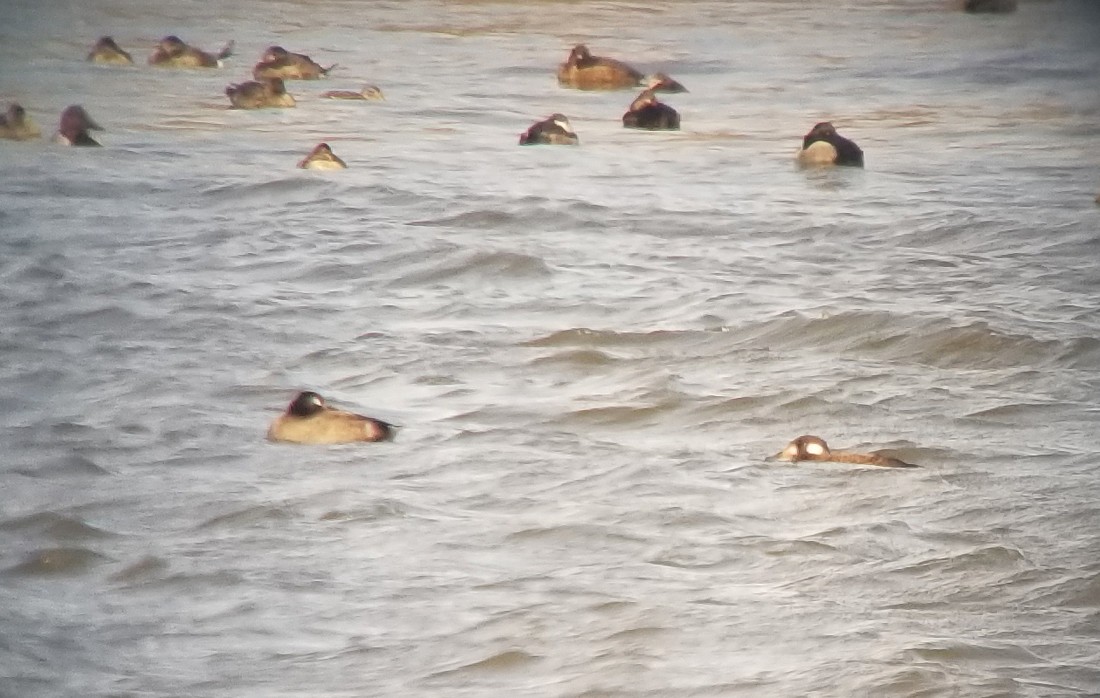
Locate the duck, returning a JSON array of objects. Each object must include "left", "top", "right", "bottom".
[
  {"left": 225, "top": 77, "right": 295, "bottom": 109},
  {"left": 149, "top": 35, "right": 233, "bottom": 68},
  {"left": 267, "top": 391, "right": 395, "bottom": 444},
  {"left": 622, "top": 88, "right": 680, "bottom": 130},
  {"left": 643, "top": 72, "right": 688, "bottom": 94},
  {"left": 518, "top": 113, "right": 579, "bottom": 145},
  {"left": 557, "top": 44, "right": 640, "bottom": 90},
  {"left": 297, "top": 142, "right": 347, "bottom": 170},
  {"left": 321, "top": 84, "right": 385, "bottom": 100},
  {"left": 87, "top": 36, "right": 133, "bottom": 65},
  {"left": 963, "top": 0, "right": 1017, "bottom": 13},
  {"left": 252, "top": 46, "right": 335, "bottom": 80},
  {"left": 0, "top": 103, "right": 41, "bottom": 140},
  {"left": 53, "top": 105, "right": 102, "bottom": 146},
  {"left": 770, "top": 435, "right": 918, "bottom": 468},
  {"left": 796, "top": 121, "right": 864, "bottom": 167}
]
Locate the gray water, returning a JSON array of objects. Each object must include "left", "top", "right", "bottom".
[{"left": 2, "top": 0, "right": 1100, "bottom": 695}]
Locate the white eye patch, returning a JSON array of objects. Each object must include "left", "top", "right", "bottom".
[
  {"left": 553, "top": 118, "right": 574, "bottom": 134},
  {"left": 804, "top": 441, "right": 826, "bottom": 456}
]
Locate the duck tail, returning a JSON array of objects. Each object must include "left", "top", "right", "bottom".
[
  {"left": 217, "top": 40, "right": 235, "bottom": 60},
  {"left": 321, "top": 63, "right": 338, "bottom": 76}
]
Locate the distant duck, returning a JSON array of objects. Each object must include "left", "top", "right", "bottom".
[
  {"left": 556, "top": 45, "right": 687, "bottom": 92},
  {"left": 321, "top": 84, "right": 385, "bottom": 100},
  {"left": 963, "top": 0, "right": 1017, "bottom": 13},
  {"left": 797, "top": 121, "right": 864, "bottom": 167},
  {"left": 297, "top": 142, "right": 347, "bottom": 170},
  {"left": 87, "top": 36, "right": 133, "bottom": 65},
  {"left": 225, "top": 77, "right": 295, "bottom": 109},
  {"left": 643, "top": 72, "right": 688, "bottom": 94},
  {"left": 149, "top": 35, "right": 233, "bottom": 68},
  {"left": 53, "top": 105, "right": 102, "bottom": 146},
  {"left": 267, "top": 391, "right": 395, "bottom": 444},
  {"left": 0, "top": 103, "right": 41, "bottom": 140},
  {"left": 518, "top": 113, "right": 579, "bottom": 145},
  {"left": 622, "top": 88, "right": 680, "bottom": 130},
  {"left": 770, "top": 435, "right": 918, "bottom": 468},
  {"left": 557, "top": 44, "right": 637, "bottom": 90},
  {"left": 252, "top": 46, "right": 335, "bottom": 80}
]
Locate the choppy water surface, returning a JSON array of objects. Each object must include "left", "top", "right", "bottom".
[{"left": 2, "top": 1, "right": 1100, "bottom": 695}]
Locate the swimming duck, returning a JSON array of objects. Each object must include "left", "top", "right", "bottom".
[
  {"left": 963, "top": 0, "right": 1017, "bottom": 12},
  {"left": 622, "top": 89, "right": 680, "bottom": 130},
  {"left": 797, "top": 121, "right": 864, "bottom": 167},
  {"left": 53, "top": 105, "right": 102, "bottom": 146},
  {"left": 644, "top": 72, "right": 688, "bottom": 94},
  {"left": 321, "top": 84, "right": 385, "bottom": 100},
  {"left": 297, "top": 142, "right": 347, "bottom": 170},
  {"left": 0, "top": 103, "right": 41, "bottom": 140},
  {"left": 557, "top": 44, "right": 644, "bottom": 90},
  {"left": 149, "top": 35, "right": 233, "bottom": 68},
  {"left": 267, "top": 391, "right": 395, "bottom": 444},
  {"left": 225, "top": 77, "right": 295, "bottom": 109},
  {"left": 770, "top": 435, "right": 918, "bottom": 468},
  {"left": 252, "top": 46, "right": 335, "bottom": 80},
  {"left": 87, "top": 36, "right": 133, "bottom": 65},
  {"left": 518, "top": 113, "right": 579, "bottom": 145}
]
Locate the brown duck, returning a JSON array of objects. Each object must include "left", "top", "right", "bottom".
[
  {"left": 0, "top": 103, "right": 41, "bottom": 140},
  {"left": 225, "top": 77, "right": 295, "bottom": 109},
  {"left": 267, "top": 391, "right": 395, "bottom": 444},
  {"left": 87, "top": 36, "right": 134, "bottom": 65},
  {"left": 252, "top": 46, "right": 335, "bottom": 80},
  {"left": 770, "top": 435, "right": 918, "bottom": 468},
  {"left": 297, "top": 143, "right": 347, "bottom": 170},
  {"left": 149, "top": 35, "right": 233, "bottom": 68}
]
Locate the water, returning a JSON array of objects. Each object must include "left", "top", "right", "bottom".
[{"left": 2, "top": 0, "right": 1100, "bottom": 695}]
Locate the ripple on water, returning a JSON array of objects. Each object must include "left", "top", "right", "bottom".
[
  {"left": 108, "top": 555, "right": 170, "bottom": 585},
  {"left": 4, "top": 547, "right": 109, "bottom": 577},
  {"left": 389, "top": 249, "right": 552, "bottom": 287},
  {"left": 522, "top": 327, "right": 705, "bottom": 349},
  {"left": 0, "top": 512, "right": 115, "bottom": 541},
  {"left": 427, "top": 649, "right": 539, "bottom": 680},
  {"left": 527, "top": 348, "right": 622, "bottom": 369},
  {"left": 196, "top": 504, "right": 297, "bottom": 530}
]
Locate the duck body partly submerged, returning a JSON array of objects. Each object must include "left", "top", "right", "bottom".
[
  {"left": 0, "top": 103, "right": 41, "bottom": 140},
  {"left": 519, "top": 113, "right": 579, "bottom": 145},
  {"left": 771, "top": 435, "right": 918, "bottom": 468},
  {"left": 797, "top": 121, "right": 864, "bottom": 167},
  {"left": 88, "top": 36, "right": 134, "bottom": 65},
  {"left": 622, "top": 89, "right": 680, "bottom": 130},
  {"left": 226, "top": 77, "right": 295, "bottom": 109},
  {"left": 252, "top": 46, "right": 335, "bottom": 80},
  {"left": 268, "top": 391, "right": 395, "bottom": 444},
  {"left": 53, "top": 105, "right": 102, "bottom": 146},
  {"left": 149, "top": 35, "right": 233, "bottom": 68},
  {"left": 297, "top": 143, "right": 347, "bottom": 170},
  {"left": 321, "top": 85, "right": 384, "bottom": 100}
]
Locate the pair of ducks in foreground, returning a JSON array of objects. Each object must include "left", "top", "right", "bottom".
[{"left": 268, "top": 391, "right": 919, "bottom": 468}]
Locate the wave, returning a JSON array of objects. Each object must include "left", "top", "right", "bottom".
[
  {"left": 3, "top": 547, "right": 108, "bottom": 577},
  {"left": 388, "top": 249, "right": 551, "bottom": 287},
  {"left": 428, "top": 649, "right": 538, "bottom": 679},
  {"left": 0, "top": 512, "right": 114, "bottom": 541}
]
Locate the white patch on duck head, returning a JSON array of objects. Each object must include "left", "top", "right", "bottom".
[
  {"left": 552, "top": 116, "right": 574, "bottom": 134},
  {"left": 804, "top": 440, "right": 826, "bottom": 456}
]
